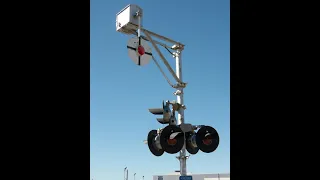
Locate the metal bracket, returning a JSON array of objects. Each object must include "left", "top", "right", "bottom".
[
  {"left": 176, "top": 154, "right": 190, "bottom": 160},
  {"left": 172, "top": 82, "right": 187, "bottom": 88},
  {"left": 172, "top": 44, "right": 184, "bottom": 50},
  {"left": 168, "top": 100, "right": 186, "bottom": 111},
  {"left": 169, "top": 114, "right": 177, "bottom": 125},
  {"left": 157, "top": 128, "right": 163, "bottom": 134},
  {"left": 134, "top": 10, "right": 142, "bottom": 17},
  {"left": 173, "top": 90, "right": 182, "bottom": 95},
  {"left": 179, "top": 123, "right": 193, "bottom": 133},
  {"left": 172, "top": 102, "right": 182, "bottom": 111},
  {"left": 192, "top": 125, "right": 205, "bottom": 130},
  {"left": 143, "top": 29, "right": 187, "bottom": 86}
]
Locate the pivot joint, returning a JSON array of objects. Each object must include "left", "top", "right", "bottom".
[
  {"left": 172, "top": 44, "right": 184, "bottom": 51},
  {"left": 172, "top": 82, "right": 187, "bottom": 88}
]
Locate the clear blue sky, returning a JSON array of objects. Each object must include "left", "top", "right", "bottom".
[{"left": 90, "top": 0, "right": 230, "bottom": 179}]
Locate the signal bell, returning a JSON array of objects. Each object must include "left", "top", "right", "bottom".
[
  {"left": 160, "top": 125, "right": 184, "bottom": 154},
  {"left": 196, "top": 126, "right": 219, "bottom": 153}
]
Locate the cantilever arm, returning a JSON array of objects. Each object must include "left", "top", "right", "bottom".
[
  {"left": 143, "top": 29, "right": 183, "bottom": 84},
  {"left": 142, "top": 28, "right": 184, "bottom": 47}
]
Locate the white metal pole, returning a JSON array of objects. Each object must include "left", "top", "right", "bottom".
[
  {"left": 138, "top": 14, "right": 141, "bottom": 38},
  {"left": 124, "top": 167, "right": 127, "bottom": 180},
  {"left": 175, "top": 48, "right": 187, "bottom": 176}
]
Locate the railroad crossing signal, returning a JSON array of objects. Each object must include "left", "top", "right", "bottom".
[
  {"left": 146, "top": 101, "right": 220, "bottom": 156},
  {"left": 116, "top": 4, "right": 221, "bottom": 176}
]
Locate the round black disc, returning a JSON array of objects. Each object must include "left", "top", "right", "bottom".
[
  {"left": 160, "top": 125, "right": 184, "bottom": 154},
  {"left": 147, "top": 130, "right": 164, "bottom": 156},
  {"left": 185, "top": 132, "right": 199, "bottom": 155},
  {"left": 196, "top": 126, "right": 219, "bottom": 153}
]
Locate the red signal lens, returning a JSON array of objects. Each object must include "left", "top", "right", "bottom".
[
  {"left": 167, "top": 138, "right": 177, "bottom": 146},
  {"left": 203, "top": 135, "right": 213, "bottom": 145},
  {"left": 137, "top": 45, "right": 145, "bottom": 56}
]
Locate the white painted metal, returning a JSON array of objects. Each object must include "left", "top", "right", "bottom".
[
  {"left": 116, "top": 4, "right": 190, "bottom": 177},
  {"left": 174, "top": 48, "right": 187, "bottom": 176},
  {"left": 131, "top": 30, "right": 175, "bottom": 50},
  {"left": 127, "top": 37, "right": 152, "bottom": 66},
  {"left": 143, "top": 30, "right": 183, "bottom": 84},
  {"left": 137, "top": 10, "right": 142, "bottom": 37},
  {"left": 142, "top": 28, "right": 184, "bottom": 47},
  {"left": 116, "top": 4, "right": 143, "bottom": 35},
  {"left": 140, "top": 35, "right": 174, "bottom": 50}
]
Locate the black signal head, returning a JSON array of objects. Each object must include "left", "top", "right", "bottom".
[
  {"left": 196, "top": 126, "right": 219, "bottom": 153},
  {"left": 160, "top": 125, "right": 184, "bottom": 154},
  {"left": 147, "top": 130, "right": 164, "bottom": 156}
]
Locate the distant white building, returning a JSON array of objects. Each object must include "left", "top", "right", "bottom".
[{"left": 153, "top": 172, "right": 230, "bottom": 180}]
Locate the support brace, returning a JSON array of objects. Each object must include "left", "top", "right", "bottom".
[{"left": 143, "top": 29, "right": 184, "bottom": 85}]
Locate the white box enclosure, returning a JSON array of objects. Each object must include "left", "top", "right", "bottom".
[{"left": 116, "top": 4, "right": 143, "bottom": 35}]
